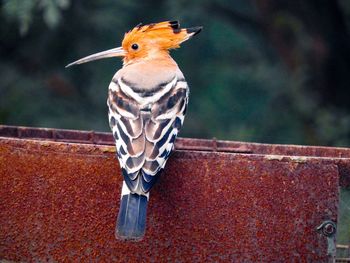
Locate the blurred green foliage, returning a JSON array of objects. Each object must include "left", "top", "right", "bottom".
[
  {"left": 0, "top": 0, "right": 349, "bottom": 250},
  {"left": 3, "top": 0, "right": 70, "bottom": 35},
  {"left": 1, "top": 0, "right": 350, "bottom": 147}
]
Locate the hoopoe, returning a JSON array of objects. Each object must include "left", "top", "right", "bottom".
[{"left": 66, "top": 21, "right": 202, "bottom": 240}]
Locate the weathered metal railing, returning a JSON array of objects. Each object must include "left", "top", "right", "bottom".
[{"left": 0, "top": 125, "right": 349, "bottom": 262}]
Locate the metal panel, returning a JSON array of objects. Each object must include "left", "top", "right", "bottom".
[
  {"left": 1, "top": 125, "right": 349, "bottom": 187},
  {"left": 0, "top": 137, "right": 340, "bottom": 262}
]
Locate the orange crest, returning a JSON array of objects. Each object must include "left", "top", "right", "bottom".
[{"left": 121, "top": 21, "right": 202, "bottom": 63}]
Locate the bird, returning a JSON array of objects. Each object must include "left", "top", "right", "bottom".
[{"left": 66, "top": 21, "right": 202, "bottom": 241}]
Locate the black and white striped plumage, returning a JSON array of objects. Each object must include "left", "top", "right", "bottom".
[{"left": 107, "top": 70, "right": 188, "bottom": 195}]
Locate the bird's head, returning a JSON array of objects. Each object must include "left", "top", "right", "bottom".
[{"left": 66, "top": 21, "right": 202, "bottom": 67}]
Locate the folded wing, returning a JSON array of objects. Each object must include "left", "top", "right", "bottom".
[{"left": 107, "top": 76, "right": 188, "bottom": 194}]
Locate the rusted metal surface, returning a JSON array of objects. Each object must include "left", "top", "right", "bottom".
[
  {"left": 0, "top": 131, "right": 342, "bottom": 262},
  {"left": 1, "top": 125, "right": 350, "bottom": 187},
  {"left": 0, "top": 125, "right": 113, "bottom": 145},
  {"left": 2, "top": 125, "right": 350, "bottom": 156}
]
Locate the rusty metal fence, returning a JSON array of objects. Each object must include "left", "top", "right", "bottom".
[{"left": 1, "top": 125, "right": 349, "bottom": 262}]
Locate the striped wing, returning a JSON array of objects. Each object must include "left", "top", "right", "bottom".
[{"left": 107, "top": 76, "right": 188, "bottom": 194}]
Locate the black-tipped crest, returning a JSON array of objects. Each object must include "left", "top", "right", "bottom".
[
  {"left": 170, "top": 21, "right": 181, "bottom": 33},
  {"left": 186, "top": 26, "right": 203, "bottom": 36},
  {"left": 169, "top": 21, "right": 180, "bottom": 29}
]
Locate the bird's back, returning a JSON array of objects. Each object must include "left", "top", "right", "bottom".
[{"left": 107, "top": 58, "right": 189, "bottom": 195}]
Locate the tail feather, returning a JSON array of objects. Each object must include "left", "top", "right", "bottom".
[{"left": 116, "top": 193, "right": 148, "bottom": 241}]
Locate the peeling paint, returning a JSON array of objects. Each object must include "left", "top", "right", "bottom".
[
  {"left": 264, "top": 154, "right": 284, "bottom": 161},
  {"left": 290, "top": 156, "right": 309, "bottom": 163}
]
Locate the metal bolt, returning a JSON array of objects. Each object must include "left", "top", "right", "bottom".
[
  {"left": 317, "top": 220, "right": 336, "bottom": 237},
  {"left": 324, "top": 223, "right": 335, "bottom": 236}
]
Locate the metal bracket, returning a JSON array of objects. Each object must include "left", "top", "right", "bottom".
[{"left": 317, "top": 220, "right": 337, "bottom": 261}]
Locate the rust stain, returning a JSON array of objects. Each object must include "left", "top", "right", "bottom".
[
  {"left": 99, "top": 146, "right": 116, "bottom": 153},
  {"left": 0, "top": 133, "right": 341, "bottom": 262}
]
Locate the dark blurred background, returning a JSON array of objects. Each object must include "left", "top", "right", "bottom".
[
  {"left": 1, "top": 0, "right": 350, "bottom": 147},
  {"left": 1, "top": 0, "right": 349, "bottom": 248}
]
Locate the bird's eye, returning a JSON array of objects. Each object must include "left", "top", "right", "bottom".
[{"left": 131, "top": 44, "right": 139, "bottom": 50}]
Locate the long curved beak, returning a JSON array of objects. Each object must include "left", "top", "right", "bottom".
[{"left": 65, "top": 47, "right": 125, "bottom": 68}]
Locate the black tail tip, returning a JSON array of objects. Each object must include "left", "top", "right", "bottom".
[
  {"left": 187, "top": 26, "right": 203, "bottom": 36},
  {"left": 115, "top": 194, "right": 148, "bottom": 241}
]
